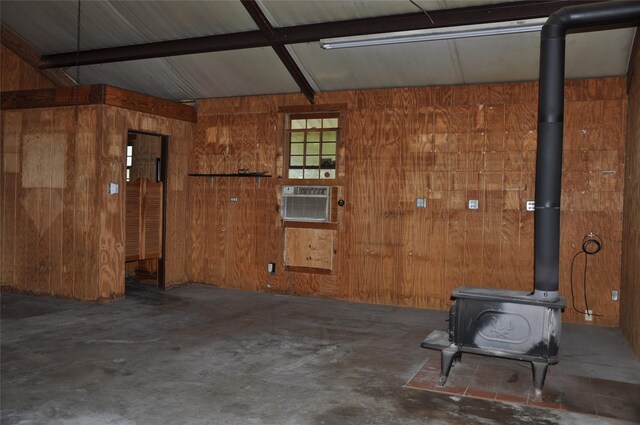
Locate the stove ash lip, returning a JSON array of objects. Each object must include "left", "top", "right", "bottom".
[{"left": 532, "top": 0, "right": 640, "bottom": 300}]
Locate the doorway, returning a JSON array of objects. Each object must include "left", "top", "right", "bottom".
[{"left": 124, "top": 131, "right": 168, "bottom": 290}]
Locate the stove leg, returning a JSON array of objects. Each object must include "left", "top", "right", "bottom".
[
  {"left": 531, "top": 361, "right": 549, "bottom": 402},
  {"left": 438, "top": 347, "right": 458, "bottom": 387}
]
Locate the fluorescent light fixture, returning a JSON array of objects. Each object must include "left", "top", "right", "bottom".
[{"left": 320, "top": 18, "right": 547, "bottom": 50}]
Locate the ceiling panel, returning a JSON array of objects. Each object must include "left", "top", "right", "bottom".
[
  {"left": 454, "top": 27, "right": 635, "bottom": 84},
  {"left": 74, "top": 47, "right": 300, "bottom": 101},
  {"left": 0, "top": 0, "right": 257, "bottom": 53},
  {"left": 291, "top": 27, "right": 635, "bottom": 92},
  {"left": 565, "top": 28, "right": 636, "bottom": 79},
  {"left": 259, "top": 0, "right": 522, "bottom": 27},
  {"left": 289, "top": 40, "right": 461, "bottom": 91}
]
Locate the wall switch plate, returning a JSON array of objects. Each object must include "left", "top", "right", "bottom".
[
  {"left": 612, "top": 290, "right": 619, "bottom": 301},
  {"left": 584, "top": 310, "right": 593, "bottom": 321},
  {"left": 267, "top": 263, "right": 275, "bottom": 274},
  {"left": 526, "top": 201, "right": 535, "bottom": 212},
  {"left": 468, "top": 200, "right": 479, "bottom": 210},
  {"left": 108, "top": 183, "right": 119, "bottom": 194},
  {"left": 230, "top": 197, "right": 238, "bottom": 203},
  {"left": 416, "top": 198, "right": 427, "bottom": 208}
]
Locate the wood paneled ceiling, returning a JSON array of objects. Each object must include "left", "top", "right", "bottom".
[{"left": 0, "top": 0, "right": 637, "bottom": 102}]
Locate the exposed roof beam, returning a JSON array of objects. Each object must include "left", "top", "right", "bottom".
[
  {"left": 39, "top": 0, "right": 593, "bottom": 69},
  {"left": 241, "top": 0, "right": 315, "bottom": 103}
]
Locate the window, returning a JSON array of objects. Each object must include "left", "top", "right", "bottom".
[
  {"left": 287, "top": 113, "right": 339, "bottom": 179},
  {"left": 126, "top": 142, "right": 133, "bottom": 181}
]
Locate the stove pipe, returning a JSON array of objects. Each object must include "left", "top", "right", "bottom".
[{"left": 533, "top": 0, "right": 640, "bottom": 300}]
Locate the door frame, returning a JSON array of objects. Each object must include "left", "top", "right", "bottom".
[{"left": 125, "top": 130, "right": 169, "bottom": 290}]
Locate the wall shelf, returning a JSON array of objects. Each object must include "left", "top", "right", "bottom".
[{"left": 188, "top": 172, "right": 272, "bottom": 189}]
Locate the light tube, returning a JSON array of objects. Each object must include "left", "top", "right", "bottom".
[{"left": 320, "top": 18, "right": 547, "bottom": 49}]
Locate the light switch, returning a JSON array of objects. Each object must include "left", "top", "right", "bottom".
[{"left": 108, "top": 183, "right": 119, "bottom": 195}]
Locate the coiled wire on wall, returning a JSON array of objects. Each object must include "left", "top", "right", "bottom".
[{"left": 570, "top": 233, "right": 603, "bottom": 317}]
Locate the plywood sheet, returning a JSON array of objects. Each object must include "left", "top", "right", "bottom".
[{"left": 284, "top": 228, "right": 333, "bottom": 270}]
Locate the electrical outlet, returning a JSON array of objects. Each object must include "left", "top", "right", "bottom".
[
  {"left": 584, "top": 310, "right": 593, "bottom": 321},
  {"left": 612, "top": 290, "right": 619, "bottom": 301},
  {"left": 526, "top": 200, "right": 535, "bottom": 212},
  {"left": 416, "top": 198, "right": 427, "bottom": 208},
  {"left": 230, "top": 196, "right": 238, "bottom": 203},
  {"left": 267, "top": 262, "right": 275, "bottom": 274},
  {"left": 468, "top": 200, "right": 479, "bottom": 210}
]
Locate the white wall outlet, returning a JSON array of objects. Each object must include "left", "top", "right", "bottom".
[
  {"left": 584, "top": 310, "right": 593, "bottom": 321},
  {"left": 468, "top": 200, "right": 479, "bottom": 210},
  {"left": 526, "top": 200, "right": 535, "bottom": 212},
  {"left": 108, "top": 182, "right": 119, "bottom": 195},
  {"left": 612, "top": 290, "right": 619, "bottom": 301},
  {"left": 230, "top": 196, "right": 238, "bottom": 203},
  {"left": 416, "top": 198, "right": 427, "bottom": 208}
]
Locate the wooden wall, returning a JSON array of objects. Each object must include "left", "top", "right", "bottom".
[
  {"left": 1, "top": 100, "right": 193, "bottom": 300},
  {"left": 0, "top": 44, "right": 57, "bottom": 91},
  {"left": 622, "top": 37, "right": 640, "bottom": 356},
  {"left": 190, "top": 77, "right": 626, "bottom": 326}
]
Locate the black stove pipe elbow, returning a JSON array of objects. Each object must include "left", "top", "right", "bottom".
[{"left": 534, "top": 1, "right": 640, "bottom": 299}]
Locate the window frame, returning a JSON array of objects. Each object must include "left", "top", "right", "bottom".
[{"left": 285, "top": 112, "right": 340, "bottom": 181}]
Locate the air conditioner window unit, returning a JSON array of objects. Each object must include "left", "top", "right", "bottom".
[{"left": 281, "top": 186, "right": 330, "bottom": 222}]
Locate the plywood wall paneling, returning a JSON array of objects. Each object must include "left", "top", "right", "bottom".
[
  {"left": 0, "top": 44, "right": 59, "bottom": 91},
  {"left": 1, "top": 99, "right": 193, "bottom": 300},
  {"left": 621, "top": 35, "right": 640, "bottom": 356},
  {"left": 1, "top": 25, "right": 73, "bottom": 89},
  {"left": 0, "top": 111, "right": 21, "bottom": 286},
  {"left": 190, "top": 77, "right": 627, "bottom": 326},
  {"left": 76, "top": 106, "right": 101, "bottom": 300}
]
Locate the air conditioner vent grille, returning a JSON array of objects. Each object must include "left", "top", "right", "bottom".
[{"left": 281, "top": 185, "right": 330, "bottom": 222}]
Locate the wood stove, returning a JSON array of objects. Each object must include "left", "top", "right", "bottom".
[
  {"left": 422, "top": 288, "right": 565, "bottom": 399},
  {"left": 421, "top": 0, "right": 640, "bottom": 400}
]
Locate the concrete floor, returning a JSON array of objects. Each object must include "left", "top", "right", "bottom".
[{"left": 2, "top": 284, "right": 639, "bottom": 425}]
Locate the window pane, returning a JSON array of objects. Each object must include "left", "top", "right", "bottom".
[
  {"left": 307, "top": 119, "right": 322, "bottom": 129},
  {"left": 323, "top": 118, "right": 338, "bottom": 128},
  {"left": 320, "top": 156, "right": 336, "bottom": 169},
  {"left": 323, "top": 143, "right": 336, "bottom": 155},
  {"left": 126, "top": 156, "right": 133, "bottom": 167},
  {"left": 290, "top": 156, "right": 304, "bottom": 167},
  {"left": 304, "top": 169, "right": 319, "bottom": 179},
  {"left": 290, "top": 131, "right": 304, "bottom": 142},
  {"left": 307, "top": 143, "right": 320, "bottom": 154},
  {"left": 307, "top": 131, "right": 320, "bottom": 142},
  {"left": 320, "top": 169, "right": 336, "bottom": 179},
  {"left": 306, "top": 156, "right": 319, "bottom": 167},
  {"left": 322, "top": 131, "right": 337, "bottom": 142},
  {"left": 290, "top": 143, "right": 304, "bottom": 155},
  {"left": 291, "top": 119, "right": 306, "bottom": 129},
  {"left": 288, "top": 169, "right": 304, "bottom": 179}
]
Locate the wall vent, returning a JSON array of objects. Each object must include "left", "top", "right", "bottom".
[{"left": 281, "top": 186, "right": 330, "bottom": 222}]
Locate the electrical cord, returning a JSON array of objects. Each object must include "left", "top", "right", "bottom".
[{"left": 569, "top": 233, "right": 603, "bottom": 318}]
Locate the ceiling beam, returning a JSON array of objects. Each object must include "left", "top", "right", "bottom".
[
  {"left": 241, "top": 0, "right": 315, "bottom": 103},
  {"left": 39, "top": 0, "right": 593, "bottom": 69}
]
